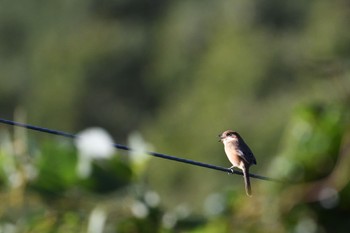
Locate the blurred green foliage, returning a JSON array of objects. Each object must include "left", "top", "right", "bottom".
[{"left": 1, "top": 0, "right": 350, "bottom": 232}]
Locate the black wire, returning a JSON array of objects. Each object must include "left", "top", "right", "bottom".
[{"left": 0, "top": 118, "right": 280, "bottom": 182}]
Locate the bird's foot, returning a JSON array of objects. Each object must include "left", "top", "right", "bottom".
[{"left": 227, "top": 166, "right": 235, "bottom": 175}]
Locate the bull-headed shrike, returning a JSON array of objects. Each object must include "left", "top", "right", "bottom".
[{"left": 219, "top": 130, "right": 257, "bottom": 196}]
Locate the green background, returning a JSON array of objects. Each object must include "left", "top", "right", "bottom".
[{"left": 1, "top": 0, "right": 350, "bottom": 232}]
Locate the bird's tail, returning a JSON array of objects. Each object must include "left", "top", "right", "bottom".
[{"left": 243, "top": 167, "right": 252, "bottom": 196}]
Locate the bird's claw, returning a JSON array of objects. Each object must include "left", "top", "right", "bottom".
[{"left": 227, "top": 167, "right": 234, "bottom": 175}]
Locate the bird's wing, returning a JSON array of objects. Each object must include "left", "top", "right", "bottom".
[{"left": 238, "top": 139, "right": 257, "bottom": 165}]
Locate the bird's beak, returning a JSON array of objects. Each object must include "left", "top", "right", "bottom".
[{"left": 218, "top": 134, "right": 223, "bottom": 142}]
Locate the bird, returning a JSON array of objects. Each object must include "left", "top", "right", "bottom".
[{"left": 218, "top": 130, "right": 257, "bottom": 196}]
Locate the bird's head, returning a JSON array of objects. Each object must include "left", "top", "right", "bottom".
[{"left": 218, "top": 130, "right": 239, "bottom": 143}]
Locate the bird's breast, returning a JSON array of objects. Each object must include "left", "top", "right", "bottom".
[{"left": 224, "top": 144, "right": 243, "bottom": 168}]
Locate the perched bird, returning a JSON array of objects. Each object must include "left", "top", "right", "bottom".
[{"left": 219, "top": 130, "right": 257, "bottom": 196}]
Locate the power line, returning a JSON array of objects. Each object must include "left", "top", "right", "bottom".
[{"left": 0, "top": 118, "right": 280, "bottom": 182}]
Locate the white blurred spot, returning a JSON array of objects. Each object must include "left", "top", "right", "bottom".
[
  {"left": 175, "top": 204, "right": 191, "bottom": 219},
  {"left": 75, "top": 128, "right": 114, "bottom": 178},
  {"left": 76, "top": 128, "right": 114, "bottom": 159},
  {"left": 294, "top": 217, "right": 317, "bottom": 233},
  {"left": 0, "top": 130, "right": 23, "bottom": 187},
  {"left": 162, "top": 204, "right": 190, "bottom": 229},
  {"left": 127, "top": 132, "right": 152, "bottom": 176},
  {"left": 131, "top": 200, "right": 149, "bottom": 218},
  {"left": 24, "top": 164, "right": 38, "bottom": 181},
  {"left": 144, "top": 191, "right": 160, "bottom": 207},
  {"left": 271, "top": 156, "right": 304, "bottom": 181},
  {"left": 8, "top": 172, "right": 22, "bottom": 188},
  {"left": 162, "top": 213, "right": 177, "bottom": 229},
  {"left": 127, "top": 132, "right": 152, "bottom": 166},
  {"left": 87, "top": 206, "right": 107, "bottom": 233},
  {"left": 204, "top": 193, "right": 225, "bottom": 216},
  {"left": 77, "top": 156, "right": 92, "bottom": 179},
  {"left": 0, "top": 223, "right": 16, "bottom": 233},
  {"left": 318, "top": 187, "right": 339, "bottom": 209}
]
